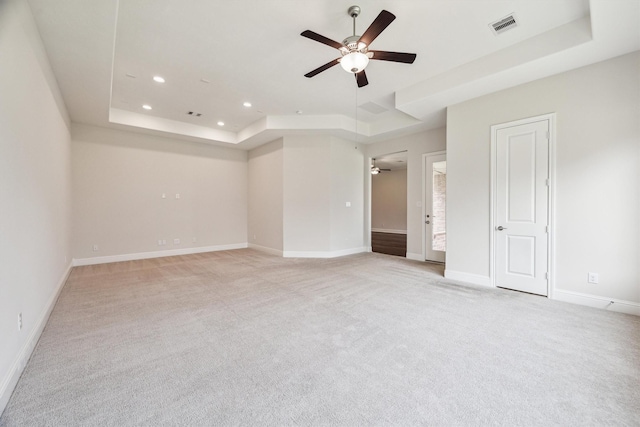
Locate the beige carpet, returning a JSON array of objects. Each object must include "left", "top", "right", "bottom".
[{"left": 1, "top": 249, "right": 639, "bottom": 426}]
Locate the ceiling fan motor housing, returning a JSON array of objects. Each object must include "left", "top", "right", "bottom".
[
  {"left": 340, "top": 35, "right": 369, "bottom": 73},
  {"left": 342, "top": 35, "right": 366, "bottom": 52}
]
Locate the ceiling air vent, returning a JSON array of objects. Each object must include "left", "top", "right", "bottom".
[
  {"left": 489, "top": 13, "right": 518, "bottom": 35},
  {"left": 359, "top": 101, "right": 388, "bottom": 115}
]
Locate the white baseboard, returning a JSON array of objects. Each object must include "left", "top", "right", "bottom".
[
  {"left": 248, "top": 243, "right": 283, "bottom": 256},
  {"left": 283, "top": 247, "right": 367, "bottom": 259},
  {"left": 553, "top": 289, "right": 640, "bottom": 316},
  {"left": 444, "top": 270, "right": 493, "bottom": 287},
  {"left": 406, "top": 252, "right": 423, "bottom": 261},
  {"left": 371, "top": 228, "right": 407, "bottom": 234},
  {"left": 0, "top": 262, "right": 72, "bottom": 416},
  {"left": 73, "top": 243, "right": 248, "bottom": 266}
]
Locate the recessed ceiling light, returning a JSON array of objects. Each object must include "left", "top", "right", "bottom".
[
  {"left": 153, "top": 76, "right": 165, "bottom": 83},
  {"left": 217, "top": 121, "right": 225, "bottom": 126},
  {"left": 296, "top": 110, "right": 303, "bottom": 115},
  {"left": 142, "top": 104, "right": 152, "bottom": 110},
  {"left": 243, "top": 102, "right": 252, "bottom": 107}
]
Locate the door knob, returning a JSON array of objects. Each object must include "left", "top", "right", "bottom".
[{"left": 496, "top": 226, "right": 507, "bottom": 231}]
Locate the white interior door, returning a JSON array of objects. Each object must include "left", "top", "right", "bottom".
[
  {"left": 425, "top": 153, "right": 446, "bottom": 262},
  {"left": 495, "top": 120, "right": 549, "bottom": 296}
]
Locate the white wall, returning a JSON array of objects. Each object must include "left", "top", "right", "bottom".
[
  {"left": 282, "top": 135, "right": 365, "bottom": 256},
  {"left": 72, "top": 124, "right": 248, "bottom": 262},
  {"left": 0, "top": 0, "right": 72, "bottom": 414},
  {"left": 371, "top": 169, "right": 408, "bottom": 233},
  {"left": 283, "top": 136, "right": 331, "bottom": 252},
  {"left": 248, "top": 139, "right": 283, "bottom": 252},
  {"left": 447, "top": 51, "right": 640, "bottom": 307},
  {"left": 329, "top": 137, "right": 365, "bottom": 252},
  {"left": 249, "top": 135, "right": 365, "bottom": 256},
  {"left": 365, "top": 128, "right": 447, "bottom": 258}
]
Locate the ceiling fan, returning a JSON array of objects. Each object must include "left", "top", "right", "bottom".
[
  {"left": 301, "top": 5, "right": 417, "bottom": 88},
  {"left": 371, "top": 158, "right": 391, "bottom": 175}
]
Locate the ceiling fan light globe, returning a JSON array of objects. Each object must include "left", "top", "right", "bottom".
[{"left": 340, "top": 52, "right": 369, "bottom": 73}]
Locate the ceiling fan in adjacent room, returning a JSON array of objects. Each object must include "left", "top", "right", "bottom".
[
  {"left": 371, "top": 158, "right": 391, "bottom": 175},
  {"left": 301, "top": 5, "right": 417, "bottom": 88}
]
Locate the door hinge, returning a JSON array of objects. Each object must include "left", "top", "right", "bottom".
[
  {"left": 545, "top": 178, "right": 550, "bottom": 186},
  {"left": 545, "top": 272, "right": 550, "bottom": 280},
  {"left": 546, "top": 131, "right": 550, "bottom": 140},
  {"left": 545, "top": 225, "right": 549, "bottom": 233}
]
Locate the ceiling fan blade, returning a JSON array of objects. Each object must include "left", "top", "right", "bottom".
[
  {"left": 304, "top": 58, "right": 340, "bottom": 78},
  {"left": 301, "top": 30, "right": 343, "bottom": 50},
  {"left": 369, "top": 50, "right": 417, "bottom": 64},
  {"left": 355, "top": 70, "right": 368, "bottom": 88},
  {"left": 359, "top": 10, "right": 396, "bottom": 47}
]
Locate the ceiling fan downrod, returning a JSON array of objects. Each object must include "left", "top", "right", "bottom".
[{"left": 348, "top": 5, "right": 361, "bottom": 36}]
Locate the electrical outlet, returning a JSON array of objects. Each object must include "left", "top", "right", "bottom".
[
  {"left": 175, "top": 193, "right": 180, "bottom": 199},
  {"left": 174, "top": 238, "right": 180, "bottom": 245},
  {"left": 588, "top": 272, "right": 599, "bottom": 284},
  {"left": 18, "top": 313, "right": 22, "bottom": 331},
  {"left": 92, "top": 244, "right": 99, "bottom": 252}
]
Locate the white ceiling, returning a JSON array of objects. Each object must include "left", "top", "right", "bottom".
[
  {"left": 26, "top": 0, "right": 640, "bottom": 150},
  {"left": 373, "top": 151, "right": 408, "bottom": 171}
]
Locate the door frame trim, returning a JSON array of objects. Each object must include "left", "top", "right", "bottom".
[
  {"left": 489, "top": 113, "right": 556, "bottom": 297},
  {"left": 422, "top": 150, "right": 447, "bottom": 262}
]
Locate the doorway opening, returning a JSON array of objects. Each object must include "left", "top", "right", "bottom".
[
  {"left": 370, "top": 151, "right": 408, "bottom": 257},
  {"left": 431, "top": 160, "right": 447, "bottom": 252},
  {"left": 423, "top": 152, "right": 446, "bottom": 263}
]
